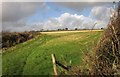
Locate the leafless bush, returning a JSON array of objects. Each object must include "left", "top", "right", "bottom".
[{"left": 91, "top": 10, "right": 120, "bottom": 75}]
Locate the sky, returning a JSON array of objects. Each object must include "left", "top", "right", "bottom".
[{"left": 1, "top": 1, "right": 118, "bottom": 32}]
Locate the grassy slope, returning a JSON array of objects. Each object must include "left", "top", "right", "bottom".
[{"left": 2, "top": 31, "right": 103, "bottom": 75}]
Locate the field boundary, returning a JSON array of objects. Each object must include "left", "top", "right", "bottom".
[{"left": 41, "top": 30, "right": 103, "bottom": 34}]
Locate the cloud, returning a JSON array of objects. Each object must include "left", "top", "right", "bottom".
[
  {"left": 2, "top": 2, "right": 45, "bottom": 22},
  {"left": 41, "top": 14, "right": 101, "bottom": 30},
  {"left": 89, "top": 6, "right": 113, "bottom": 28},
  {"left": 42, "top": 13, "right": 84, "bottom": 30},
  {"left": 89, "top": 6, "right": 112, "bottom": 21},
  {"left": 0, "top": 2, "right": 1, "bottom": 18},
  {"left": 53, "top": 2, "right": 112, "bottom": 12},
  {"left": 2, "top": 0, "right": 44, "bottom": 2},
  {"left": 1, "top": 0, "right": 118, "bottom": 2},
  {"left": 2, "top": 2, "right": 112, "bottom": 32},
  {"left": 41, "top": 6, "right": 112, "bottom": 30},
  {"left": 2, "top": 22, "right": 44, "bottom": 32},
  {"left": 2, "top": 2, "right": 46, "bottom": 32}
]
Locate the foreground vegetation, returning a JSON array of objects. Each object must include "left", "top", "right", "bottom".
[
  {"left": 2, "top": 31, "right": 40, "bottom": 48},
  {"left": 92, "top": 13, "right": 120, "bottom": 75},
  {"left": 2, "top": 30, "right": 103, "bottom": 75}
]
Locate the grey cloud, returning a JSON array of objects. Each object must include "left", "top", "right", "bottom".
[
  {"left": 2, "top": 0, "right": 120, "bottom": 2},
  {"left": 2, "top": 0, "right": 44, "bottom": 2},
  {"left": 2, "top": 2, "right": 46, "bottom": 32},
  {"left": 0, "top": 2, "right": 1, "bottom": 17},
  {"left": 2, "top": 2, "right": 45, "bottom": 22},
  {"left": 2, "top": 22, "right": 43, "bottom": 32},
  {"left": 45, "top": 0, "right": 120, "bottom": 2},
  {"left": 52, "top": 2, "right": 112, "bottom": 12}
]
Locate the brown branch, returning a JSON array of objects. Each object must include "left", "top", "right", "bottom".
[{"left": 56, "top": 61, "right": 70, "bottom": 71}]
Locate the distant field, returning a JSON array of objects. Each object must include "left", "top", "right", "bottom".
[
  {"left": 2, "top": 30, "right": 103, "bottom": 75},
  {"left": 41, "top": 30, "right": 103, "bottom": 34}
]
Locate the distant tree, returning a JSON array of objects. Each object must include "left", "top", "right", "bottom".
[
  {"left": 65, "top": 28, "right": 68, "bottom": 31},
  {"left": 75, "top": 28, "right": 78, "bottom": 30},
  {"left": 46, "top": 29, "right": 49, "bottom": 32},
  {"left": 83, "top": 28, "right": 87, "bottom": 30},
  {"left": 40, "top": 29, "right": 44, "bottom": 32},
  {"left": 58, "top": 29, "right": 61, "bottom": 31}
]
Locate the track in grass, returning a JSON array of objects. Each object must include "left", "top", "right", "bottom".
[{"left": 2, "top": 30, "right": 103, "bottom": 75}]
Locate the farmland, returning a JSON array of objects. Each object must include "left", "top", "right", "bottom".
[{"left": 2, "top": 30, "right": 103, "bottom": 75}]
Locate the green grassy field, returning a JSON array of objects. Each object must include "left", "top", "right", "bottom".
[{"left": 2, "top": 30, "right": 103, "bottom": 75}]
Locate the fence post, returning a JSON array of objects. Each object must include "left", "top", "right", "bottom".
[{"left": 51, "top": 54, "right": 58, "bottom": 75}]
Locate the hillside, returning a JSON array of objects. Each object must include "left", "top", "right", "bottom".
[{"left": 2, "top": 30, "right": 103, "bottom": 75}]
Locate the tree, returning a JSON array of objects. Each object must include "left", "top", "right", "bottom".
[
  {"left": 75, "top": 28, "right": 78, "bottom": 30},
  {"left": 65, "top": 28, "right": 68, "bottom": 31},
  {"left": 40, "top": 29, "right": 44, "bottom": 32},
  {"left": 58, "top": 29, "right": 61, "bottom": 31}
]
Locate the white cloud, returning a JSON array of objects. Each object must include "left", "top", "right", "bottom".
[
  {"left": 89, "top": 6, "right": 112, "bottom": 21},
  {"left": 89, "top": 6, "right": 113, "bottom": 28},
  {"left": 42, "top": 13, "right": 86, "bottom": 30},
  {"left": 40, "top": 6, "right": 111, "bottom": 30},
  {"left": 41, "top": 14, "right": 90, "bottom": 30}
]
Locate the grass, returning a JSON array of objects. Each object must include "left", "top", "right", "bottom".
[{"left": 2, "top": 30, "right": 103, "bottom": 75}]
